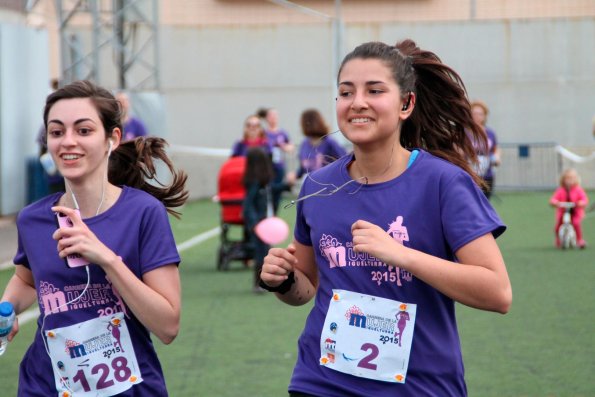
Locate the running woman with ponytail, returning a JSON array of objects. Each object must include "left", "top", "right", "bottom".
[
  {"left": 260, "top": 40, "right": 512, "bottom": 396},
  {"left": 1, "top": 80, "right": 188, "bottom": 396}
]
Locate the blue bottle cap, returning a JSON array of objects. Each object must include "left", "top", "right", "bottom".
[{"left": 0, "top": 302, "right": 14, "bottom": 317}]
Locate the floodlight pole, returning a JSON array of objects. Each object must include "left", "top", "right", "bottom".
[{"left": 55, "top": 0, "right": 160, "bottom": 91}]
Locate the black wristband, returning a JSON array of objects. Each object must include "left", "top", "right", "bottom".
[{"left": 259, "top": 271, "right": 295, "bottom": 294}]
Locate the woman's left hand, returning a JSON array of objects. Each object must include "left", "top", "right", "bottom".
[
  {"left": 51, "top": 205, "right": 116, "bottom": 268},
  {"left": 351, "top": 219, "right": 405, "bottom": 267}
]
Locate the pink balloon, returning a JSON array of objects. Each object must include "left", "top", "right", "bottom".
[{"left": 254, "top": 216, "right": 289, "bottom": 245}]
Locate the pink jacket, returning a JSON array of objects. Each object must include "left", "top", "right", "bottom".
[{"left": 550, "top": 185, "right": 589, "bottom": 220}]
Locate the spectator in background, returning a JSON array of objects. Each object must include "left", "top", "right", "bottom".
[
  {"left": 258, "top": 107, "right": 294, "bottom": 212},
  {"left": 231, "top": 115, "right": 272, "bottom": 157},
  {"left": 242, "top": 147, "right": 276, "bottom": 293},
  {"left": 116, "top": 91, "right": 148, "bottom": 141},
  {"left": 549, "top": 168, "right": 588, "bottom": 249},
  {"left": 471, "top": 100, "right": 501, "bottom": 199},
  {"left": 295, "top": 108, "right": 347, "bottom": 180}
]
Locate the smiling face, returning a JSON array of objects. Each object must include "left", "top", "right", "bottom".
[
  {"left": 46, "top": 98, "right": 112, "bottom": 184},
  {"left": 336, "top": 58, "right": 408, "bottom": 149},
  {"left": 243, "top": 116, "right": 263, "bottom": 140}
]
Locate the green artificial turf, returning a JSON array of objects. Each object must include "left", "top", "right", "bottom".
[{"left": 1, "top": 192, "right": 593, "bottom": 396}]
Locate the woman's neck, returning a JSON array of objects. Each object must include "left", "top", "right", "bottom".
[
  {"left": 349, "top": 143, "right": 411, "bottom": 184},
  {"left": 61, "top": 182, "right": 121, "bottom": 218}
]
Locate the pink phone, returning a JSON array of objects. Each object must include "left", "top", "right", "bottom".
[{"left": 56, "top": 210, "right": 90, "bottom": 268}]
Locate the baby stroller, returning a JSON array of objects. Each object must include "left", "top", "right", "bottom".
[{"left": 215, "top": 156, "right": 254, "bottom": 270}]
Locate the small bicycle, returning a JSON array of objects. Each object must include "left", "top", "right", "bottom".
[{"left": 557, "top": 202, "right": 577, "bottom": 249}]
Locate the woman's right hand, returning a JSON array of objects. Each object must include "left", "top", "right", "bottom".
[{"left": 260, "top": 244, "right": 298, "bottom": 288}]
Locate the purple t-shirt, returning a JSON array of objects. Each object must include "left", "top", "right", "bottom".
[
  {"left": 230, "top": 140, "right": 272, "bottom": 158},
  {"left": 266, "top": 129, "right": 291, "bottom": 168},
  {"left": 13, "top": 186, "right": 179, "bottom": 396},
  {"left": 297, "top": 136, "right": 348, "bottom": 179},
  {"left": 471, "top": 127, "right": 498, "bottom": 179},
  {"left": 292, "top": 150, "right": 505, "bottom": 396}
]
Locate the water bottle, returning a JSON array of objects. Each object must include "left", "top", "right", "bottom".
[{"left": 0, "top": 301, "right": 15, "bottom": 356}]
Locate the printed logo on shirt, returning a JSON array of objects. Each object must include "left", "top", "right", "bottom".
[
  {"left": 318, "top": 216, "right": 413, "bottom": 287},
  {"left": 345, "top": 305, "right": 397, "bottom": 335},
  {"left": 39, "top": 277, "right": 127, "bottom": 316}
]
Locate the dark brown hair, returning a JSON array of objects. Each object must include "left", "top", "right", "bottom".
[
  {"left": 301, "top": 108, "right": 330, "bottom": 138},
  {"left": 43, "top": 80, "right": 188, "bottom": 217},
  {"left": 338, "top": 40, "right": 487, "bottom": 187},
  {"left": 243, "top": 147, "right": 273, "bottom": 187}
]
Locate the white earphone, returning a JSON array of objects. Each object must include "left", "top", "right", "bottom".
[{"left": 108, "top": 139, "right": 113, "bottom": 157}]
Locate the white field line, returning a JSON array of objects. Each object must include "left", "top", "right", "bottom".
[{"left": 10, "top": 226, "right": 221, "bottom": 326}]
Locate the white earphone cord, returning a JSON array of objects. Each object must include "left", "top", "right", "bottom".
[{"left": 41, "top": 139, "right": 111, "bottom": 395}]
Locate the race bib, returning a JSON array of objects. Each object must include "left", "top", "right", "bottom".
[
  {"left": 271, "top": 146, "right": 283, "bottom": 164},
  {"left": 320, "top": 289, "right": 417, "bottom": 384},
  {"left": 46, "top": 312, "right": 143, "bottom": 396}
]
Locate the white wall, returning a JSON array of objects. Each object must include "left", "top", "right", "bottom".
[
  {"left": 161, "top": 18, "right": 595, "bottom": 149},
  {"left": 0, "top": 23, "right": 49, "bottom": 215},
  {"left": 158, "top": 18, "right": 595, "bottom": 197}
]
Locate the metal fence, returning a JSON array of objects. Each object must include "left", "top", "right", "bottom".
[
  {"left": 495, "top": 142, "right": 561, "bottom": 191},
  {"left": 494, "top": 142, "right": 595, "bottom": 191}
]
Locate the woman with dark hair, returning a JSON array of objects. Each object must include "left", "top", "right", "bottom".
[
  {"left": 243, "top": 147, "right": 275, "bottom": 292},
  {"left": 296, "top": 108, "right": 347, "bottom": 179},
  {"left": 1, "top": 80, "right": 187, "bottom": 396},
  {"left": 260, "top": 40, "right": 512, "bottom": 396}
]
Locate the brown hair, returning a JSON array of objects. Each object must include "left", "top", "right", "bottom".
[
  {"left": 243, "top": 147, "right": 273, "bottom": 187},
  {"left": 43, "top": 80, "right": 188, "bottom": 217},
  {"left": 301, "top": 108, "right": 330, "bottom": 138},
  {"left": 338, "top": 40, "right": 487, "bottom": 188}
]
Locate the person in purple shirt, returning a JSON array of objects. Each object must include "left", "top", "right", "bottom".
[
  {"left": 230, "top": 114, "right": 272, "bottom": 158},
  {"left": 295, "top": 108, "right": 348, "bottom": 180},
  {"left": 259, "top": 107, "right": 294, "bottom": 212},
  {"left": 470, "top": 100, "right": 501, "bottom": 199},
  {"left": 116, "top": 92, "right": 148, "bottom": 141},
  {"left": 260, "top": 40, "right": 512, "bottom": 397},
  {"left": 1, "top": 80, "right": 188, "bottom": 396}
]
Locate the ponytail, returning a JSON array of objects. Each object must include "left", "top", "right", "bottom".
[
  {"left": 396, "top": 39, "right": 487, "bottom": 188},
  {"left": 108, "top": 137, "right": 189, "bottom": 218}
]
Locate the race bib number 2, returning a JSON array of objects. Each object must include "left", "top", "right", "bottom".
[
  {"left": 320, "top": 290, "right": 417, "bottom": 384},
  {"left": 46, "top": 312, "right": 143, "bottom": 397}
]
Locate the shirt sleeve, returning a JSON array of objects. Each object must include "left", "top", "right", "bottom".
[
  {"left": 13, "top": 231, "right": 29, "bottom": 268},
  {"left": 138, "top": 203, "right": 181, "bottom": 273},
  {"left": 294, "top": 181, "right": 313, "bottom": 246},
  {"left": 440, "top": 171, "right": 506, "bottom": 253}
]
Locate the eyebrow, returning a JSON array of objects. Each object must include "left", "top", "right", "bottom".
[
  {"left": 47, "top": 118, "right": 96, "bottom": 126},
  {"left": 338, "top": 80, "right": 386, "bottom": 86}
]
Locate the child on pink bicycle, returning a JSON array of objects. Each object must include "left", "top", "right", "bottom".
[{"left": 549, "top": 168, "right": 589, "bottom": 249}]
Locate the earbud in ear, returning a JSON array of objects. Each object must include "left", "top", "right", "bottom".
[
  {"left": 107, "top": 139, "right": 113, "bottom": 157},
  {"left": 402, "top": 93, "right": 412, "bottom": 111}
]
